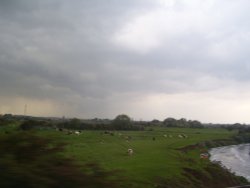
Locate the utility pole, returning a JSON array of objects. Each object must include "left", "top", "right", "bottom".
[{"left": 24, "top": 104, "right": 27, "bottom": 116}]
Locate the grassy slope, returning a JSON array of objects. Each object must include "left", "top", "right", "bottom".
[{"left": 35, "top": 127, "right": 241, "bottom": 187}]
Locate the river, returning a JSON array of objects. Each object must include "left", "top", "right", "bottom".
[{"left": 209, "top": 143, "right": 250, "bottom": 181}]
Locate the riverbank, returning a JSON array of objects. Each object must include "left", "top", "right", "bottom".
[
  {"left": 155, "top": 161, "right": 249, "bottom": 188},
  {"left": 166, "top": 134, "right": 250, "bottom": 188}
]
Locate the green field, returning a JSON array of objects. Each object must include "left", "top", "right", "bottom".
[{"left": 32, "top": 127, "right": 238, "bottom": 187}]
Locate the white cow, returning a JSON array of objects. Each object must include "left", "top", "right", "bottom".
[
  {"left": 75, "top": 131, "right": 80, "bottom": 135},
  {"left": 127, "top": 148, "right": 133, "bottom": 156},
  {"left": 178, "top": 134, "right": 183, "bottom": 138}
]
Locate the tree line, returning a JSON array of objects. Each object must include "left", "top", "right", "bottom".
[{"left": 11, "top": 114, "right": 206, "bottom": 131}]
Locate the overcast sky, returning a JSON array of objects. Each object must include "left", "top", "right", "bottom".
[{"left": 1, "top": 0, "right": 250, "bottom": 123}]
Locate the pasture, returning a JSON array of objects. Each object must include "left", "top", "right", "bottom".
[{"left": 35, "top": 127, "right": 237, "bottom": 187}]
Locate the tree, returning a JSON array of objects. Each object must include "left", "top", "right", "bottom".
[
  {"left": 69, "top": 118, "right": 81, "bottom": 129},
  {"left": 189, "top": 120, "right": 203, "bottom": 128},
  {"left": 151, "top": 119, "right": 162, "bottom": 126},
  {"left": 19, "top": 120, "right": 36, "bottom": 130},
  {"left": 19, "top": 120, "right": 53, "bottom": 130},
  {"left": 112, "top": 114, "right": 132, "bottom": 130},
  {"left": 177, "top": 118, "right": 188, "bottom": 127},
  {"left": 163, "top": 118, "right": 177, "bottom": 127}
]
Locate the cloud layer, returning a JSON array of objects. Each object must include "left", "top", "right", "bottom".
[{"left": 1, "top": 0, "right": 250, "bottom": 123}]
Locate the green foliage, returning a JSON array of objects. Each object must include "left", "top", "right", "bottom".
[
  {"left": 112, "top": 114, "right": 133, "bottom": 130},
  {"left": 19, "top": 120, "right": 36, "bottom": 130},
  {"left": 0, "top": 132, "right": 122, "bottom": 188},
  {"left": 57, "top": 118, "right": 113, "bottom": 130},
  {"left": 163, "top": 118, "right": 203, "bottom": 128},
  {"left": 0, "top": 117, "right": 16, "bottom": 127},
  {"left": 19, "top": 120, "right": 54, "bottom": 130},
  {"left": 69, "top": 118, "right": 81, "bottom": 128}
]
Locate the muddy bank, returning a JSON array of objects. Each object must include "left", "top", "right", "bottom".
[{"left": 156, "top": 137, "right": 250, "bottom": 188}]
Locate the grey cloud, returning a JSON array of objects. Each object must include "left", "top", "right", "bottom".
[{"left": 1, "top": 0, "right": 250, "bottom": 122}]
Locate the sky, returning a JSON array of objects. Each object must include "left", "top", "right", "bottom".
[{"left": 1, "top": 0, "right": 250, "bottom": 123}]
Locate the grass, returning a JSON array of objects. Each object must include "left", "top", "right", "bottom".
[
  {"left": 1, "top": 124, "right": 243, "bottom": 187},
  {"left": 34, "top": 127, "right": 238, "bottom": 187}
]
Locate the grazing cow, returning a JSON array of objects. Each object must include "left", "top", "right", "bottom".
[
  {"left": 163, "top": 134, "right": 167, "bottom": 138},
  {"left": 127, "top": 148, "right": 133, "bottom": 156},
  {"left": 75, "top": 131, "right": 80, "bottom": 135},
  {"left": 178, "top": 134, "right": 183, "bottom": 138},
  {"left": 182, "top": 134, "right": 188, "bottom": 138}
]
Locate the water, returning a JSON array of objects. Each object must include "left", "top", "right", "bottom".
[{"left": 209, "top": 144, "right": 250, "bottom": 181}]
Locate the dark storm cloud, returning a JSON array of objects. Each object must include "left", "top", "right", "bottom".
[
  {"left": 1, "top": 0, "right": 250, "bottom": 122},
  {"left": 0, "top": 0, "right": 160, "bottom": 102}
]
